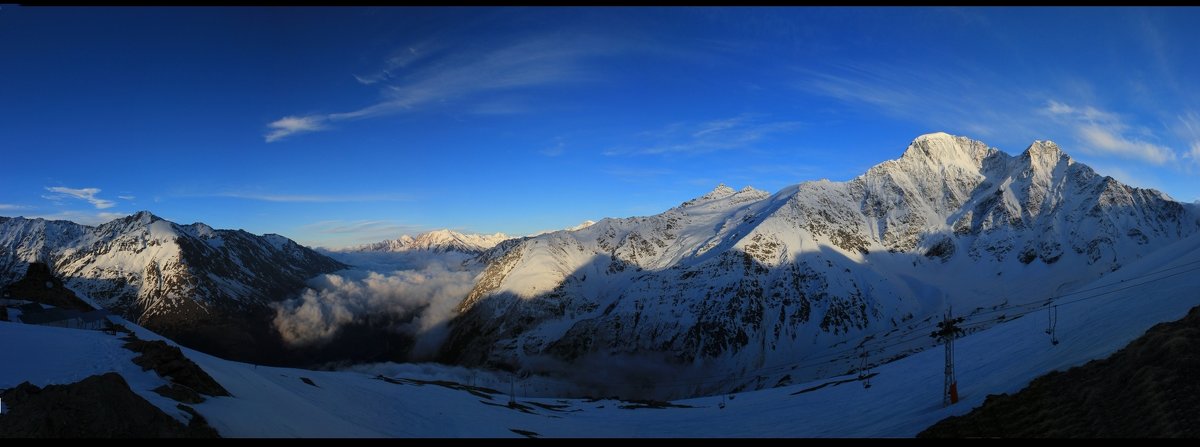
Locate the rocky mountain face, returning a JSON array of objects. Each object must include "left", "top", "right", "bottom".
[
  {"left": 0, "top": 211, "right": 345, "bottom": 362},
  {"left": 439, "top": 133, "right": 1199, "bottom": 392}
]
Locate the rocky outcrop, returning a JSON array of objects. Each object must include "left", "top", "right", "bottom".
[
  {"left": 0, "top": 373, "right": 218, "bottom": 438},
  {"left": 124, "top": 338, "right": 230, "bottom": 398}
]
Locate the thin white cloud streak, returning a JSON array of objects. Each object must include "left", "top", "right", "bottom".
[
  {"left": 352, "top": 43, "right": 438, "bottom": 86},
  {"left": 1173, "top": 111, "right": 1200, "bottom": 169},
  {"left": 795, "top": 63, "right": 1041, "bottom": 140},
  {"left": 604, "top": 115, "right": 803, "bottom": 156},
  {"left": 1077, "top": 125, "right": 1175, "bottom": 165},
  {"left": 0, "top": 204, "right": 27, "bottom": 211},
  {"left": 265, "top": 37, "right": 613, "bottom": 142},
  {"left": 44, "top": 186, "right": 116, "bottom": 209},
  {"left": 1042, "top": 100, "right": 1176, "bottom": 165},
  {"left": 798, "top": 64, "right": 1183, "bottom": 167},
  {"left": 117, "top": 195, "right": 135, "bottom": 200},
  {"left": 265, "top": 116, "right": 328, "bottom": 143},
  {"left": 1042, "top": 100, "right": 1119, "bottom": 122}
]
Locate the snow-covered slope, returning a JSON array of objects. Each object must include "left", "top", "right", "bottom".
[
  {"left": 440, "top": 133, "right": 1200, "bottom": 394},
  {"left": 4, "top": 229, "right": 1199, "bottom": 436},
  {"left": 0, "top": 211, "right": 345, "bottom": 360},
  {"left": 346, "top": 229, "right": 511, "bottom": 255}
]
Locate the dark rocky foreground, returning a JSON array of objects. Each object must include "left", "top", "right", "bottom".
[
  {"left": 920, "top": 305, "right": 1200, "bottom": 438},
  {"left": 0, "top": 373, "right": 218, "bottom": 438}
]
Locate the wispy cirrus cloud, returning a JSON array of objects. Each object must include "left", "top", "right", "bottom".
[
  {"left": 1173, "top": 111, "right": 1200, "bottom": 169},
  {"left": 798, "top": 63, "right": 1186, "bottom": 169},
  {"left": 604, "top": 114, "right": 803, "bottom": 156},
  {"left": 265, "top": 116, "right": 328, "bottom": 143},
  {"left": 796, "top": 63, "right": 1038, "bottom": 140},
  {"left": 264, "top": 36, "right": 615, "bottom": 143},
  {"left": 352, "top": 42, "right": 440, "bottom": 86},
  {"left": 1041, "top": 100, "right": 1176, "bottom": 165},
  {"left": 0, "top": 204, "right": 28, "bottom": 211},
  {"left": 43, "top": 186, "right": 116, "bottom": 209}
]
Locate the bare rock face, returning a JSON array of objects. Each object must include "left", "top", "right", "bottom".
[{"left": 0, "top": 372, "right": 218, "bottom": 438}]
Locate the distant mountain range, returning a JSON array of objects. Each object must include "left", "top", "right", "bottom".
[
  {"left": 341, "top": 221, "right": 599, "bottom": 255},
  {"left": 3, "top": 132, "right": 1197, "bottom": 386},
  {"left": 345, "top": 229, "right": 513, "bottom": 255}
]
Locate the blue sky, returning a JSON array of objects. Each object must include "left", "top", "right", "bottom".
[{"left": 3, "top": 7, "right": 1199, "bottom": 248}]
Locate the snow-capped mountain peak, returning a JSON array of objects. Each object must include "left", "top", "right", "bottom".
[
  {"left": 705, "top": 183, "right": 737, "bottom": 199},
  {"left": 347, "top": 229, "right": 511, "bottom": 255},
  {"left": 679, "top": 183, "right": 768, "bottom": 209},
  {"left": 1022, "top": 139, "right": 1069, "bottom": 168},
  {"left": 440, "top": 133, "right": 1200, "bottom": 393},
  {"left": 182, "top": 222, "right": 218, "bottom": 239},
  {"left": 128, "top": 210, "right": 160, "bottom": 222},
  {"left": 899, "top": 132, "right": 996, "bottom": 169},
  {"left": 0, "top": 212, "right": 345, "bottom": 362},
  {"left": 566, "top": 220, "right": 596, "bottom": 231}
]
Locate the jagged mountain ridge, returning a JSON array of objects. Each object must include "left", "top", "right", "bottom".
[
  {"left": 0, "top": 211, "right": 345, "bottom": 361},
  {"left": 346, "top": 229, "right": 512, "bottom": 255},
  {"left": 344, "top": 222, "right": 600, "bottom": 256},
  {"left": 440, "top": 133, "right": 1199, "bottom": 392}
]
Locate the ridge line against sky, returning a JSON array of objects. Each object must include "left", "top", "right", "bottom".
[{"left": 2, "top": 7, "right": 1199, "bottom": 248}]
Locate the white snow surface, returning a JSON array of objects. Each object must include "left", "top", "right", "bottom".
[
  {"left": 3, "top": 230, "right": 1199, "bottom": 436},
  {"left": 343, "top": 229, "right": 512, "bottom": 254}
]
